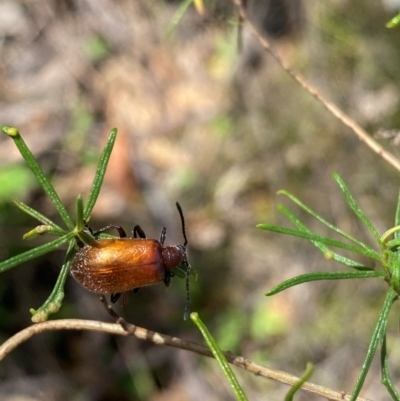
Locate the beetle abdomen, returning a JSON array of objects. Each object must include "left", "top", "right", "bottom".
[{"left": 71, "top": 239, "right": 165, "bottom": 294}]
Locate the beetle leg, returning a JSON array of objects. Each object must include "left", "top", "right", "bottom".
[
  {"left": 83, "top": 220, "right": 94, "bottom": 235},
  {"left": 111, "top": 293, "right": 122, "bottom": 303},
  {"left": 133, "top": 225, "right": 146, "bottom": 239},
  {"left": 159, "top": 227, "right": 167, "bottom": 246},
  {"left": 92, "top": 225, "right": 127, "bottom": 238},
  {"left": 163, "top": 270, "right": 171, "bottom": 287},
  {"left": 99, "top": 295, "right": 121, "bottom": 319}
]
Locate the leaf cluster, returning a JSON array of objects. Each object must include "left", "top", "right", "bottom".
[{"left": 258, "top": 172, "right": 400, "bottom": 400}]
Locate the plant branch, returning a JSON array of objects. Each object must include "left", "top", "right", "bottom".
[
  {"left": 232, "top": 0, "right": 400, "bottom": 173},
  {"left": 0, "top": 319, "right": 369, "bottom": 401}
]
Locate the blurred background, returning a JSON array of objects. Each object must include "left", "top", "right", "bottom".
[{"left": 1, "top": 0, "right": 400, "bottom": 400}]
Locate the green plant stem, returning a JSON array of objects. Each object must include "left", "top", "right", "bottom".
[
  {"left": 31, "top": 240, "right": 76, "bottom": 322},
  {"left": 381, "top": 330, "right": 400, "bottom": 400},
  {"left": 285, "top": 362, "right": 313, "bottom": 401}
]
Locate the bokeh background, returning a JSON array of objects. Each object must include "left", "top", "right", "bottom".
[{"left": 1, "top": 0, "right": 400, "bottom": 400}]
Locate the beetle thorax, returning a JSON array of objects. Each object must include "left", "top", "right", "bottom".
[{"left": 162, "top": 245, "right": 185, "bottom": 270}]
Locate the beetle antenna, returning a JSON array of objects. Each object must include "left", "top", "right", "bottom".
[
  {"left": 183, "top": 263, "right": 191, "bottom": 320},
  {"left": 176, "top": 202, "right": 191, "bottom": 320},
  {"left": 176, "top": 202, "right": 188, "bottom": 247}
]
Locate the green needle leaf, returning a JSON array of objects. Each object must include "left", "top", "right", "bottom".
[
  {"left": 84, "top": 128, "right": 117, "bottom": 219},
  {"left": 386, "top": 13, "right": 400, "bottom": 28},
  {"left": 0, "top": 233, "right": 74, "bottom": 273},
  {"left": 333, "top": 173, "right": 381, "bottom": 242},
  {"left": 350, "top": 288, "right": 397, "bottom": 401},
  {"left": 76, "top": 195, "right": 85, "bottom": 232},
  {"left": 278, "top": 190, "right": 372, "bottom": 251},
  {"left": 266, "top": 270, "right": 384, "bottom": 296},
  {"left": 2, "top": 126, "right": 74, "bottom": 230},
  {"left": 191, "top": 312, "right": 249, "bottom": 401},
  {"left": 13, "top": 200, "right": 64, "bottom": 232},
  {"left": 278, "top": 205, "right": 376, "bottom": 270},
  {"left": 395, "top": 189, "right": 400, "bottom": 235},
  {"left": 381, "top": 327, "right": 400, "bottom": 399},
  {"left": 257, "top": 224, "right": 380, "bottom": 260},
  {"left": 31, "top": 240, "right": 76, "bottom": 322}
]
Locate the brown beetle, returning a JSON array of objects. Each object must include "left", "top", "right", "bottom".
[{"left": 71, "top": 202, "right": 191, "bottom": 319}]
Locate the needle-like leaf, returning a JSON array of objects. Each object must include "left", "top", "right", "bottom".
[
  {"left": 333, "top": 173, "right": 381, "bottom": 242},
  {"left": 266, "top": 270, "right": 384, "bottom": 296},
  {"left": 84, "top": 128, "right": 117, "bottom": 219}
]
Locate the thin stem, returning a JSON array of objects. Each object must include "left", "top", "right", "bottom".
[
  {"left": 230, "top": 1, "right": 400, "bottom": 173},
  {"left": 0, "top": 319, "right": 370, "bottom": 401}
]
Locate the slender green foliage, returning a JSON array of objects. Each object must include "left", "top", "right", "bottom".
[
  {"left": 165, "top": 0, "right": 195, "bottom": 37},
  {"left": 349, "top": 288, "right": 396, "bottom": 400},
  {"left": 284, "top": 362, "right": 313, "bottom": 401},
  {"left": 83, "top": 128, "right": 117, "bottom": 219},
  {"left": 0, "top": 234, "right": 73, "bottom": 273},
  {"left": 259, "top": 173, "right": 400, "bottom": 399},
  {"left": 1, "top": 126, "right": 74, "bottom": 229},
  {"left": 257, "top": 223, "right": 380, "bottom": 260},
  {"left": 191, "top": 312, "right": 249, "bottom": 401},
  {"left": 386, "top": 13, "right": 400, "bottom": 28},
  {"left": 14, "top": 200, "right": 64, "bottom": 231},
  {"left": 278, "top": 189, "right": 372, "bottom": 251},
  {"left": 31, "top": 241, "right": 77, "bottom": 322},
  {"left": 0, "top": 126, "right": 118, "bottom": 321},
  {"left": 266, "top": 270, "right": 384, "bottom": 296},
  {"left": 333, "top": 173, "right": 381, "bottom": 242}
]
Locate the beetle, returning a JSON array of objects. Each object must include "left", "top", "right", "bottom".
[{"left": 71, "top": 202, "right": 191, "bottom": 319}]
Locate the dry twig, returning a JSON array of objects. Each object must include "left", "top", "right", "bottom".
[
  {"left": 0, "top": 318, "right": 369, "bottom": 401},
  {"left": 232, "top": 0, "right": 400, "bottom": 172}
]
